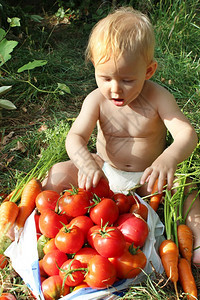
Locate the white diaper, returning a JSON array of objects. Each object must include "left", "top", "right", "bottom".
[{"left": 102, "top": 161, "right": 143, "bottom": 194}]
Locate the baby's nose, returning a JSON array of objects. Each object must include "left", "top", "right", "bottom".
[{"left": 111, "top": 80, "right": 121, "bottom": 94}]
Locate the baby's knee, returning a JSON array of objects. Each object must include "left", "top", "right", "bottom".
[{"left": 42, "top": 160, "right": 78, "bottom": 193}]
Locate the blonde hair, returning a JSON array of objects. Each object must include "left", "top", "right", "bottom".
[{"left": 85, "top": 7, "right": 155, "bottom": 65}]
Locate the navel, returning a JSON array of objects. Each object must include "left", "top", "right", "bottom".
[{"left": 125, "top": 164, "right": 132, "bottom": 168}]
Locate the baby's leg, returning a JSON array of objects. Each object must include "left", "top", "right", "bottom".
[
  {"left": 42, "top": 154, "right": 104, "bottom": 194},
  {"left": 42, "top": 160, "right": 78, "bottom": 194},
  {"left": 183, "top": 182, "right": 200, "bottom": 266}
]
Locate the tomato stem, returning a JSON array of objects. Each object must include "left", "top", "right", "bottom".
[
  {"left": 92, "top": 222, "right": 116, "bottom": 238},
  {"left": 87, "top": 194, "right": 101, "bottom": 212},
  {"left": 128, "top": 243, "right": 140, "bottom": 255},
  {"left": 58, "top": 259, "right": 87, "bottom": 290},
  {"left": 65, "top": 184, "right": 79, "bottom": 195},
  {"left": 59, "top": 222, "right": 73, "bottom": 233},
  {"left": 61, "top": 266, "right": 87, "bottom": 288}
]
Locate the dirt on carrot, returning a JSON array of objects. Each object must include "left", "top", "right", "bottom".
[{"left": 177, "top": 224, "right": 193, "bottom": 264}]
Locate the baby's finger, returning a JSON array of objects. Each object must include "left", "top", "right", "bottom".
[
  {"left": 85, "top": 175, "right": 93, "bottom": 191},
  {"left": 147, "top": 171, "right": 159, "bottom": 193},
  {"left": 78, "top": 172, "right": 87, "bottom": 189},
  {"left": 92, "top": 170, "right": 103, "bottom": 188},
  {"left": 157, "top": 174, "right": 166, "bottom": 194},
  {"left": 166, "top": 169, "right": 175, "bottom": 190},
  {"left": 140, "top": 167, "right": 153, "bottom": 185}
]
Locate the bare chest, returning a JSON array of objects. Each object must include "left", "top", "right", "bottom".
[{"left": 99, "top": 98, "right": 162, "bottom": 138}]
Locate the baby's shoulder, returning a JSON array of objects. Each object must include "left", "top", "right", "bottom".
[
  {"left": 85, "top": 88, "right": 105, "bottom": 103},
  {"left": 81, "top": 88, "right": 105, "bottom": 112},
  {"left": 144, "top": 81, "right": 180, "bottom": 116},
  {"left": 145, "top": 80, "right": 174, "bottom": 102}
]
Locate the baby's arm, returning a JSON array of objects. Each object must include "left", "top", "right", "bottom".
[
  {"left": 66, "top": 89, "right": 104, "bottom": 190},
  {"left": 140, "top": 88, "right": 198, "bottom": 193}
]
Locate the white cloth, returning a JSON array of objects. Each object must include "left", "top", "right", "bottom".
[{"left": 102, "top": 161, "right": 143, "bottom": 194}]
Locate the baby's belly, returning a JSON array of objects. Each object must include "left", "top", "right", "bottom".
[{"left": 96, "top": 136, "right": 165, "bottom": 172}]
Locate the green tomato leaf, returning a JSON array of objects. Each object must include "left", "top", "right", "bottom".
[
  {"left": 0, "top": 28, "right": 6, "bottom": 42},
  {"left": 0, "top": 39, "right": 18, "bottom": 66},
  {"left": 7, "top": 17, "right": 21, "bottom": 27},
  {"left": 57, "top": 83, "right": 71, "bottom": 94},
  {"left": 0, "top": 85, "right": 12, "bottom": 96},
  {"left": 0, "top": 99, "right": 16, "bottom": 110},
  {"left": 30, "top": 15, "right": 44, "bottom": 22},
  {"left": 17, "top": 60, "right": 47, "bottom": 73}
]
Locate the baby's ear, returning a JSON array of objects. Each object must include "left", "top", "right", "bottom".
[{"left": 145, "top": 61, "right": 157, "bottom": 80}]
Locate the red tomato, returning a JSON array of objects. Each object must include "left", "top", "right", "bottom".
[
  {"left": 74, "top": 247, "right": 98, "bottom": 267},
  {"left": 55, "top": 224, "right": 84, "bottom": 254},
  {"left": 93, "top": 225, "right": 126, "bottom": 258},
  {"left": 59, "top": 187, "right": 90, "bottom": 217},
  {"left": 85, "top": 255, "right": 116, "bottom": 289},
  {"left": 42, "top": 275, "right": 69, "bottom": 300},
  {"left": 108, "top": 189, "right": 115, "bottom": 198},
  {"left": 114, "top": 212, "right": 131, "bottom": 226},
  {"left": 40, "top": 276, "right": 47, "bottom": 284},
  {"left": 43, "top": 238, "right": 57, "bottom": 255},
  {"left": 0, "top": 254, "right": 8, "bottom": 269},
  {"left": 117, "top": 213, "right": 149, "bottom": 247},
  {"left": 39, "top": 209, "right": 68, "bottom": 238},
  {"left": 87, "top": 225, "right": 100, "bottom": 248},
  {"left": 42, "top": 250, "right": 68, "bottom": 276},
  {"left": 69, "top": 215, "right": 94, "bottom": 241},
  {"left": 112, "top": 193, "right": 132, "bottom": 214},
  {"left": 59, "top": 259, "right": 85, "bottom": 286},
  {"left": 39, "top": 259, "right": 48, "bottom": 278},
  {"left": 34, "top": 213, "right": 41, "bottom": 234},
  {"left": 88, "top": 177, "right": 110, "bottom": 198},
  {"left": 36, "top": 190, "right": 60, "bottom": 213},
  {"left": 109, "top": 243, "right": 147, "bottom": 279},
  {"left": 130, "top": 203, "right": 148, "bottom": 221},
  {"left": 0, "top": 294, "right": 16, "bottom": 300},
  {"left": 126, "top": 194, "right": 137, "bottom": 205},
  {"left": 89, "top": 198, "right": 119, "bottom": 226}
]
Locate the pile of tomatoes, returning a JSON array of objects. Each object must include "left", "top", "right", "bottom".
[{"left": 35, "top": 178, "right": 149, "bottom": 300}]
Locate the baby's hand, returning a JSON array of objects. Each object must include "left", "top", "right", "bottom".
[
  {"left": 78, "top": 167, "right": 104, "bottom": 191},
  {"left": 140, "top": 154, "right": 177, "bottom": 193}
]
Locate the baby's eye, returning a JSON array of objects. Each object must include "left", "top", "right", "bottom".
[{"left": 123, "top": 79, "right": 134, "bottom": 83}]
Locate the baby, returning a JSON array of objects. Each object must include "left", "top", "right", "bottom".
[{"left": 43, "top": 7, "right": 200, "bottom": 265}]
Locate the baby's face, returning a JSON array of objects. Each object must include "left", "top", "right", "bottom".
[{"left": 94, "top": 53, "right": 150, "bottom": 107}]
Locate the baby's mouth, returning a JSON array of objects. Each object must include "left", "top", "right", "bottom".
[{"left": 112, "top": 98, "right": 125, "bottom": 106}]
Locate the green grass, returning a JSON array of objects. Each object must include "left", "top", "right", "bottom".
[{"left": 0, "top": 0, "right": 200, "bottom": 298}]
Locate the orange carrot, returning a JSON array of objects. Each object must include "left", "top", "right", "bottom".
[
  {"left": 149, "top": 179, "right": 165, "bottom": 212},
  {"left": 178, "top": 257, "right": 197, "bottom": 300},
  {"left": 177, "top": 224, "right": 193, "bottom": 264},
  {"left": 0, "top": 201, "right": 19, "bottom": 253},
  {"left": 0, "top": 201, "right": 19, "bottom": 234},
  {"left": 15, "top": 178, "right": 42, "bottom": 229},
  {"left": 159, "top": 239, "right": 179, "bottom": 299},
  {"left": 3, "top": 188, "right": 21, "bottom": 203}
]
